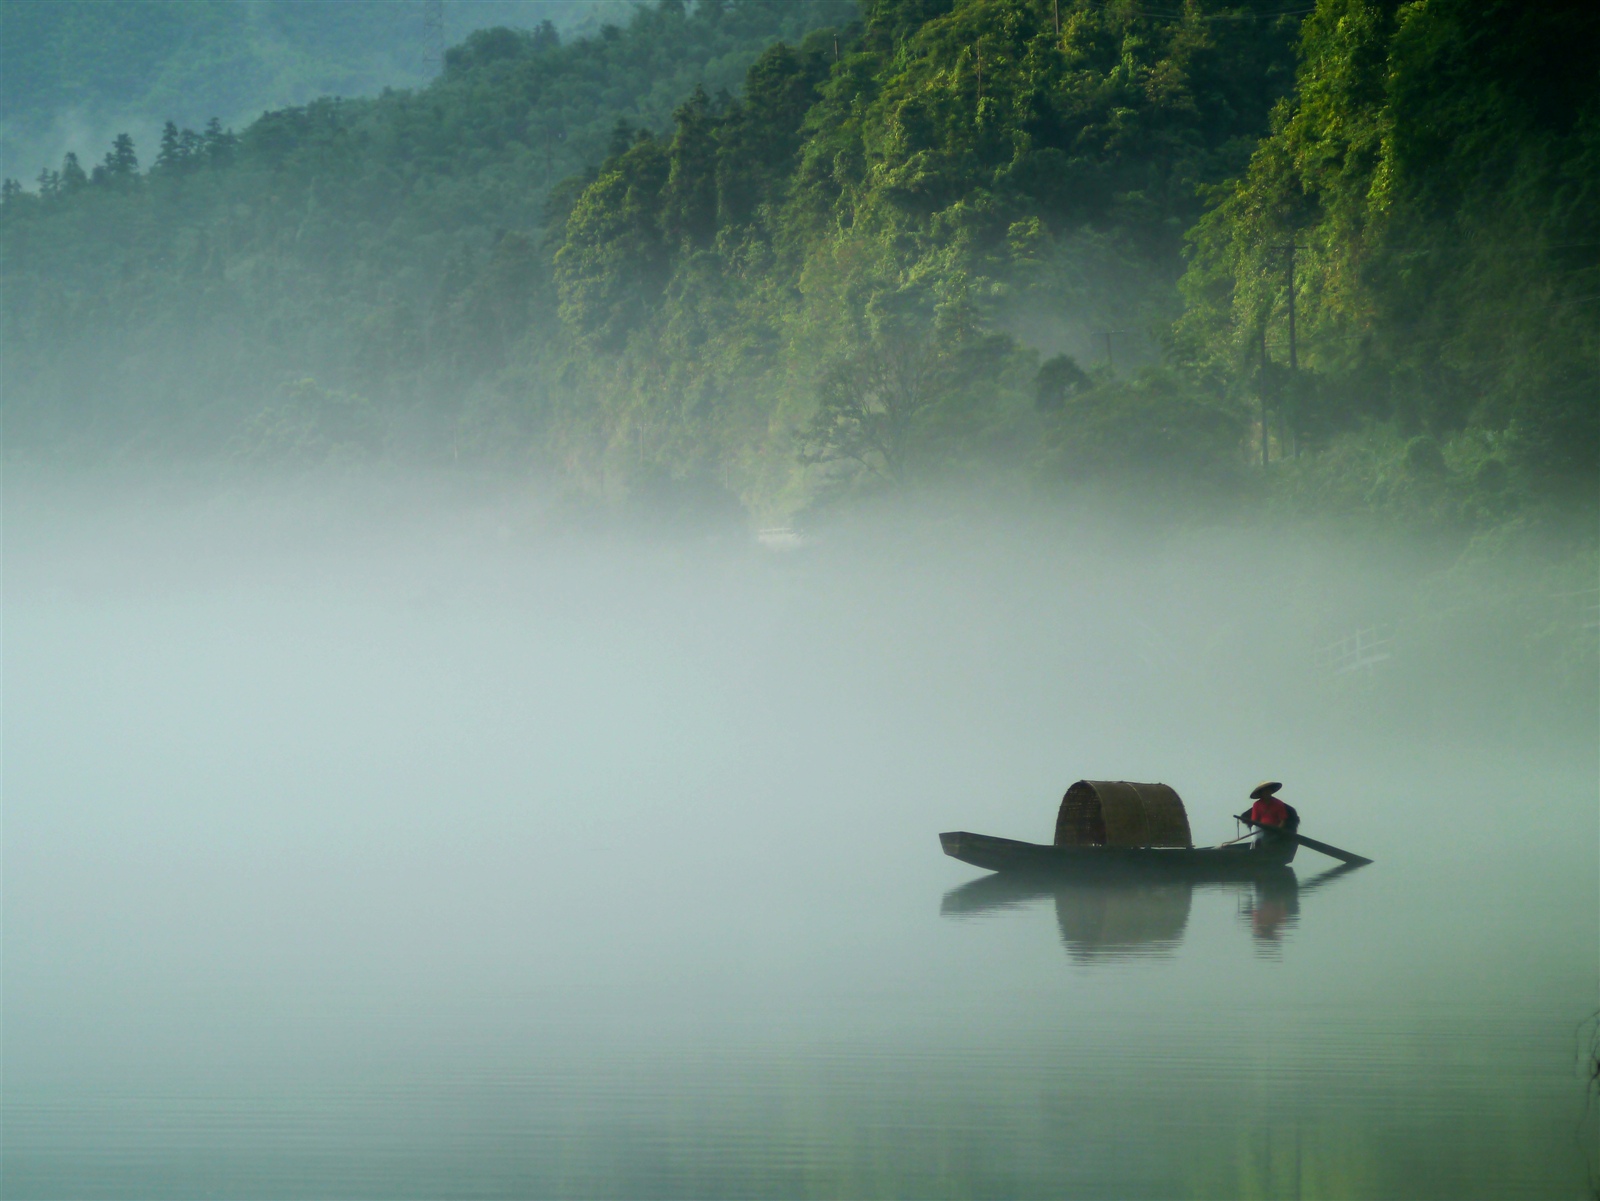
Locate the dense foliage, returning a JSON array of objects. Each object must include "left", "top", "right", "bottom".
[
  {"left": 2, "top": 0, "right": 1594, "bottom": 544},
  {"left": 1, "top": 0, "right": 854, "bottom": 457},
  {"left": 1178, "top": 0, "right": 1600, "bottom": 515},
  {"left": 548, "top": 0, "right": 1306, "bottom": 507}
]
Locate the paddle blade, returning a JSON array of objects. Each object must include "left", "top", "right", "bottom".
[{"left": 1295, "top": 834, "right": 1373, "bottom": 867}]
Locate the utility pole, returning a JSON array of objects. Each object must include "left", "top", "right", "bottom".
[
  {"left": 422, "top": 0, "right": 445, "bottom": 76},
  {"left": 1285, "top": 243, "right": 1298, "bottom": 375},
  {"left": 1286, "top": 242, "right": 1299, "bottom": 458},
  {"left": 1258, "top": 321, "right": 1269, "bottom": 466},
  {"left": 1102, "top": 329, "right": 1130, "bottom": 374},
  {"left": 1053, "top": 0, "right": 1060, "bottom": 36},
  {"left": 1275, "top": 241, "right": 1302, "bottom": 459}
]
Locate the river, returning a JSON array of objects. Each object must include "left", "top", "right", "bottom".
[{"left": 5, "top": 475, "right": 1595, "bottom": 1198}]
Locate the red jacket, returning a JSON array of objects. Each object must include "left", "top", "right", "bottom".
[{"left": 1249, "top": 797, "right": 1293, "bottom": 828}]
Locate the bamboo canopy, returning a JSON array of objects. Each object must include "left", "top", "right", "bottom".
[{"left": 1054, "top": 780, "right": 1193, "bottom": 849}]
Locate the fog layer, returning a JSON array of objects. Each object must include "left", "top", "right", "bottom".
[{"left": 5, "top": 472, "right": 1596, "bottom": 1198}]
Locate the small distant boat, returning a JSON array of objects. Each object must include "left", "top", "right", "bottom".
[{"left": 941, "top": 779, "right": 1299, "bottom": 879}]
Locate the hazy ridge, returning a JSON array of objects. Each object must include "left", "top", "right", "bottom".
[{"left": 2, "top": 1, "right": 1594, "bottom": 595}]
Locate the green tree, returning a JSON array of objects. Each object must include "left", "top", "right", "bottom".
[
  {"left": 799, "top": 288, "right": 1011, "bottom": 482},
  {"left": 1177, "top": 0, "right": 1600, "bottom": 495},
  {"left": 59, "top": 152, "right": 87, "bottom": 192},
  {"left": 554, "top": 135, "right": 672, "bottom": 348},
  {"left": 662, "top": 86, "right": 720, "bottom": 249},
  {"left": 201, "top": 118, "right": 236, "bottom": 165},
  {"left": 94, "top": 132, "right": 139, "bottom": 184},
  {"left": 1034, "top": 354, "right": 1090, "bottom": 412},
  {"left": 154, "top": 121, "right": 189, "bottom": 173}
]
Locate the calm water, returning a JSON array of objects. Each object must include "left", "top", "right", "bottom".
[{"left": 5, "top": 481, "right": 1597, "bottom": 1199}]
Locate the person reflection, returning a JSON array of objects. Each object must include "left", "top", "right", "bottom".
[
  {"left": 1236, "top": 863, "right": 1362, "bottom": 954},
  {"left": 1240, "top": 871, "right": 1301, "bottom": 951}
]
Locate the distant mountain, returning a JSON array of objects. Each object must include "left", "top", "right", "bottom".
[
  {"left": 0, "top": 0, "right": 860, "bottom": 465},
  {"left": 0, "top": 0, "right": 630, "bottom": 179}
]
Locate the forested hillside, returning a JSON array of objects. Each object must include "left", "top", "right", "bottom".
[
  {"left": 1, "top": 0, "right": 854, "bottom": 458},
  {"left": 1178, "top": 0, "right": 1600, "bottom": 517},
  {"left": 3, "top": 0, "right": 1595, "bottom": 543},
  {"left": 0, "top": 1, "right": 621, "bottom": 181},
  {"left": 549, "top": 0, "right": 1304, "bottom": 509}
]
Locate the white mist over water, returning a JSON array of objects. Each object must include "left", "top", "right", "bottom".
[{"left": 4, "top": 471, "right": 1595, "bottom": 1198}]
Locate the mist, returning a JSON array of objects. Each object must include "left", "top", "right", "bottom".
[
  {"left": 4, "top": 1, "right": 1597, "bottom": 1192},
  {"left": 5, "top": 467, "right": 1595, "bottom": 1197}
]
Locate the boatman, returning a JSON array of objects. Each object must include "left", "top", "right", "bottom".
[{"left": 1236, "top": 781, "right": 1299, "bottom": 842}]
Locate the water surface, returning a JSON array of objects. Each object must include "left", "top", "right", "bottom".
[{"left": 5, "top": 479, "right": 1595, "bottom": 1198}]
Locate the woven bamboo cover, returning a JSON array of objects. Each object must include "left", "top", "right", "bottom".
[{"left": 1054, "top": 780, "right": 1193, "bottom": 848}]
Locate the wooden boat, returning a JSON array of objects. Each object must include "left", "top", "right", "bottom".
[
  {"left": 940, "top": 829, "right": 1296, "bottom": 877},
  {"left": 941, "top": 779, "right": 1298, "bottom": 879}
]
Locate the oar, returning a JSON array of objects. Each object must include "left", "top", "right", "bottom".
[
  {"left": 1234, "top": 816, "right": 1373, "bottom": 866},
  {"left": 1290, "top": 833, "right": 1372, "bottom": 867}
]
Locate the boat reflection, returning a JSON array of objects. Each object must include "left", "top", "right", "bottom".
[{"left": 941, "top": 864, "right": 1363, "bottom": 962}]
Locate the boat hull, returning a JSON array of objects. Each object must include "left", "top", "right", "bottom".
[{"left": 940, "top": 830, "right": 1297, "bottom": 877}]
